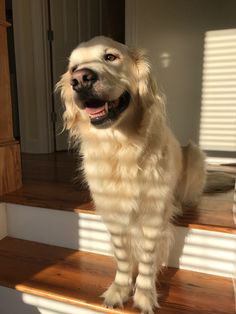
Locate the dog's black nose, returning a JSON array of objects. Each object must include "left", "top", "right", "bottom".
[{"left": 71, "top": 68, "right": 98, "bottom": 90}]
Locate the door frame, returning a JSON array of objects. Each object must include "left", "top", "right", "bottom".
[
  {"left": 12, "top": 0, "right": 54, "bottom": 154},
  {"left": 0, "top": 0, "right": 21, "bottom": 196}
]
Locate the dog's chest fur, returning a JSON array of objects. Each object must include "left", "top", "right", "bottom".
[{"left": 80, "top": 128, "right": 171, "bottom": 216}]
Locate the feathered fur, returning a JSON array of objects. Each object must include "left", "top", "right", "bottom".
[{"left": 57, "top": 36, "right": 206, "bottom": 313}]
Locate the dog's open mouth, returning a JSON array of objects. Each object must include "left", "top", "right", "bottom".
[{"left": 83, "top": 91, "right": 130, "bottom": 128}]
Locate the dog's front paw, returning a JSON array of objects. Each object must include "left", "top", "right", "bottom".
[
  {"left": 101, "top": 282, "right": 132, "bottom": 308},
  {"left": 133, "top": 287, "right": 159, "bottom": 314}
]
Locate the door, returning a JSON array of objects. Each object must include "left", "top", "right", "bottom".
[
  {"left": 49, "top": 0, "right": 79, "bottom": 151},
  {"left": 49, "top": 0, "right": 125, "bottom": 150}
]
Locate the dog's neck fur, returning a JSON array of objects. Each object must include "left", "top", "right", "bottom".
[{"left": 78, "top": 97, "right": 167, "bottom": 167}]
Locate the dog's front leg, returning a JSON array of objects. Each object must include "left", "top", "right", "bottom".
[
  {"left": 101, "top": 218, "right": 134, "bottom": 308},
  {"left": 133, "top": 215, "right": 171, "bottom": 314}
]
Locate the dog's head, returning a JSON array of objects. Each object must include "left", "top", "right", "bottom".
[{"left": 57, "top": 36, "right": 161, "bottom": 134}]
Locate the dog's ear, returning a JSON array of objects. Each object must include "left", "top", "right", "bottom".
[
  {"left": 131, "top": 49, "right": 156, "bottom": 102},
  {"left": 55, "top": 71, "right": 81, "bottom": 140},
  {"left": 131, "top": 49, "right": 166, "bottom": 117}
]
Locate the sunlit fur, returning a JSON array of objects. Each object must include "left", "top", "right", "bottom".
[{"left": 57, "top": 36, "right": 206, "bottom": 314}]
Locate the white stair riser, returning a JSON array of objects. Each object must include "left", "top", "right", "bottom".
[
  {"left": 0, "top": 287, "right": 100, "bottom": 314},
  {"left": 5, "top": 203, "right": 236, "bottom": 278}
]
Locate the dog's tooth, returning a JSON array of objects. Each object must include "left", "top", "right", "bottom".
[
  {"left": 108, "top": 102, "right": 113, "bottom": 109},
  {"left": 105, "top": 102, "right": 109, "bottom": 113}
]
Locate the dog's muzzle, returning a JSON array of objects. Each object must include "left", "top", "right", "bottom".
[{"left": 70, "top": 68, "right": 131, "bottom": 128}]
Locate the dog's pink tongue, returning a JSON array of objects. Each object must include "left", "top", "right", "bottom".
[{"left": 85, "top": 105, "right": 105, "bottom": 115}]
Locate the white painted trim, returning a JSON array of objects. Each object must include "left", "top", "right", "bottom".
[
  {"left": 0, "top": 203, "right": 7, "bottom": 240},
  {"left": 233, "top": 184, "right": 236, "bottom": 225},
  {"left": 206, "top": 156, "right": 236, "bottom": 165},
  {"left": 12, "top": 0, "right": 54, "bottom": 153},
  {"left": 6, "top": 203, "right": 236, "bottom": 278},
  {"left": 233, "top": 277, "right": 236, "bottom": 312},
  {"left": 125, "top": 0, "right": 137, "bottom": 46},
  {"left": 0, "top": 287, "right": 100, "bottom": 314},
  {"left": 23, "top": 293, "right": 101, "bottom": 314}
]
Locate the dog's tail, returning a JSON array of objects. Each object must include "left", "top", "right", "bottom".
[
  {"left": 204, "top": 171, "right": 235, "bottom": 193},
  {"left": 177, "top": 142, "right": 235, "bottom": 207}
]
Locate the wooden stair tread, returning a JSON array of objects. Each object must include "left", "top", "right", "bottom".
[
  {"left": 0, "top": 237, "right": 235, "bottom": 314},
  {"left": 175, "top": 190, "right": 236, "bottom": 233},
  {"left": 1, "top": 180, "right": 235, "bottom": 233},
  {"left": 0, "top": 180, "right": 93, "bottom": 213},
  {"left": 1, "top": 152, "right": 235, "bottom": 232}
]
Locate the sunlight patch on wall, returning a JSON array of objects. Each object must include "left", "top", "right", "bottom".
[{"left": 199, "top": 29, "right": 236, "bottom": 152}]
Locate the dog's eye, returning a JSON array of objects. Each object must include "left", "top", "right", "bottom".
[
  {"left": 71, "top": 65, "right": 78, "bottom": 73},
  {"left": 104, "top": 53, "right": 117, "bottom": 62}
]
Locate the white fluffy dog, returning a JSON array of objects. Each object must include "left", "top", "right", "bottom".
[{"left": 57, "top": 36, "right": 206, "bottom": 313}]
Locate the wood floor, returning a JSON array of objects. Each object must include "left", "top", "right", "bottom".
[
  {"left": 1, "top": 152, "right": 236, "bottom": 232},
  {"left": 0, "top": 236, "right": 235, "bottom": 314}
]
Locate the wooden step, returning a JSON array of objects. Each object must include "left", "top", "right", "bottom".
[
  {"left": 1, "top": 180, "right": 93, "bottom": 213},
  {"left": 0, "top": 237, "right": 235, "bottom": 314},
  {"left": 175, "top": 189, "right": 236, "bottom": 233},
  {"left": 1, "top": 179, "right": 235, "bottom": 234},
  {"left": 1, "top": 152, "right": 235, "bottom": 234}
]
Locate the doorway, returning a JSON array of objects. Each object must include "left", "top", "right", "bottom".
[
  {"left": 48, "top": 0, "right": 125, "bottom": 151},
  {"left": 10, "top": 0, "right": 125, "bottom": 153}
]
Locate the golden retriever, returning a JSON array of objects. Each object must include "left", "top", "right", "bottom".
[{"left": 57, "top": 36, "right": 206, "bottom": 313}]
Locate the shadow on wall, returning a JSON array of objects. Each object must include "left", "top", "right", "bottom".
[
  {"left": 168, "top": 225, "right": 236, "bottom": 278},
  {"left": 135, "top": 0, "right": 236, "bottom": 148},
  {"left": 199, "top": 28, "right": 236, "bottom": 153},
  {"left": 0, "top": 287, "right": 40, "bottom": 314}
]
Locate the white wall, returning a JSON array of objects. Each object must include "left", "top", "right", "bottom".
[{"left": 126, "top": 0, "right": 236, "bottom": 146}]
